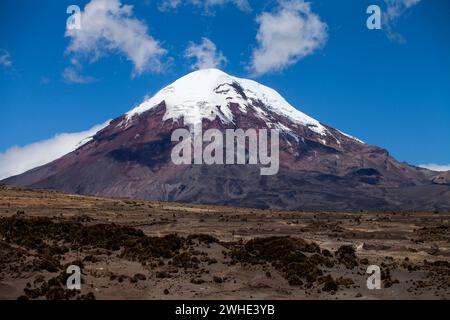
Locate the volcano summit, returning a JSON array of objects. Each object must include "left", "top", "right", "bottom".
[{"left": 3, "top": 69, "right": 449, "bottom": 211}]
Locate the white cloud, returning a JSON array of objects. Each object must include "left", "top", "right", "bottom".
[
  {"left": 159, "top": 0, "right": 251, "bottom": 13},
  {"left": 249, "top": 0, "right": 327, "bottom": 76},
  {"left": 185, "top": 37, "right": 227, "bottom": 70},
  {"left": 0, "top": 121, "right": 110, "bottom": 180},
  {"left": 159, "top": 0, "right": 181, "bottom": 11},
  {"left": 65, "top": 0, "right": 166, "bottom": 76},
  {"left": 383, "top": 0, "right": 422, "bottom": 42},
  {"left": 418, "top": 163, "right": 450, "bottom": 172},
  {"left": 0, "top": 48, "right": 12, "bottom": 68},
  {"left": 63, "top": 66, "right": 97, "bottom": 84}
]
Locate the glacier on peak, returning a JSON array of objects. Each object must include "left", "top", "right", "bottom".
[{"left": 125, "top": 68, "right": 328, "bottom": 135}]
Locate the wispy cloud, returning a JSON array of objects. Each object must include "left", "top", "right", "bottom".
[
  {"left": 383, "top": 0, "right": 422, "bottom": 42},
  {"left": 0, "top": 121, "right": 110, "bottom": 180},
  {"left": 62, "top": 66, "right": 97, "bottom": 84},
  {"left": 249, "top": 0, "right": 327, "bottom": 76},
  {"left": 159, "top": 0, "right": 251, "bottom": 14},
  {"left": 0, "top": 48, "right": 12, "bottom": 68},
  {"left": 418, "top": 163, "right": 450, "bottom": 172},
  {"left": 62, "top": 58, "right": 97, "bottom": 84},
  {"left": 40, "top": 76, "right": 51, "bottom": 85},
  {"left": 185, "top": 37, "right": 227, "bottom": 70},
  {"left": 65, "top": 0, "right": 167, "bottom": 76}
]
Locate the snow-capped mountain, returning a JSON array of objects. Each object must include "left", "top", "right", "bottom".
[
  {"left": 127, "top": 69, "right": 328, "bottom": 134},
  {"left": 124, "top": 68, "right": 360, "bottom": 141},
  {"left": 3, "top": 69, "right": 449, "bottom": 211}
]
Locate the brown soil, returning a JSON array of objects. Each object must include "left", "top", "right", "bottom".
[{"left": 0, "top": 185, "right": 449, "bottom": 300}]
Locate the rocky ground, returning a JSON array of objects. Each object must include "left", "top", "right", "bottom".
[{"left": 0, "top": 185, "right": 449, "bottom": 300}]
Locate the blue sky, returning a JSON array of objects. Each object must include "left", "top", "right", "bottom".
[{"left": 1, "top": 0, "right": 450, "bottom": 178}]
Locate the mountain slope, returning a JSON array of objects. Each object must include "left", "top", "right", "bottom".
[{"left": 3, "top": 69, "right": 449, "bottom": 211}]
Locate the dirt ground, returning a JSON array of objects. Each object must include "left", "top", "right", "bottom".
[{"left": 0, "top": 185, "right": 449, "bottom": 300}]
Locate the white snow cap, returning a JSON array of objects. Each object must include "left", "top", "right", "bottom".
[{"left": 127, "top": 68, "right": 326, "bottom": 135}]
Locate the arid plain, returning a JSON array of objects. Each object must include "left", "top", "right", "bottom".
[{"left": 0, "top": 185, "right": 449, "bottom": 300}]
